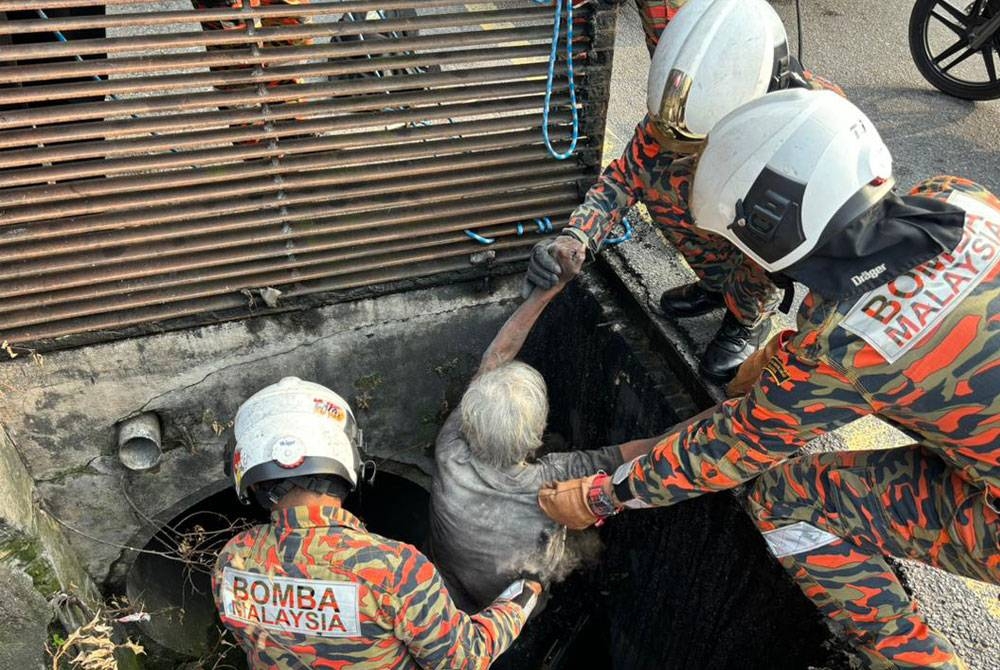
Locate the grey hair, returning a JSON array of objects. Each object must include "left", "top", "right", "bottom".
[{"left": 460, "top": 361, "right": 548, "bottom": 468}]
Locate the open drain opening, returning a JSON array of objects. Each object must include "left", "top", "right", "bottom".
[{"left": 122, "top": 284, "right": 842, "bottom": 669}]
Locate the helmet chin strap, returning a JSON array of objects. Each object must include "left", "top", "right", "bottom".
[
  {"left": 767, "top": 272, "right": 797, "bottom": 315},
  {"left": 647, "top": 121, "right": 705, "bottom": 156}
]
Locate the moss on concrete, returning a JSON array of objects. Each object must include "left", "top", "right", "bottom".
[{"left": 0, "top": 529, "right": 61, "bottom": 596}]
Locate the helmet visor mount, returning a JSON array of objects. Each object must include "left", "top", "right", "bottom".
[
  {"left": 729, "top": 167, "right": 807, "bottom": 266},
  {"left": 651, "top": 69, "right": 707, "bottom": 154}
]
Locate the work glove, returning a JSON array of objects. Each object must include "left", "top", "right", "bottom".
[
  {"left": 725, "top": 329, "right": 793, "bottom": 397},
  {"left": 538, "top": 474, "right": 609, "bottom": 530},
  {"left": 497, "top": 578, "right": 543, "bottom": 618},
  {"left": 521, "top": 232, "right": 588, "bottom": 298}
]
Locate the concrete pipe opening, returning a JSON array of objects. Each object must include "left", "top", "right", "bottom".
[
  {"left": 118, "top": 413, "right": 163, "bottom": 471},
  {"left": 120, "top": 285, "right": 847, "bottom": 669}
]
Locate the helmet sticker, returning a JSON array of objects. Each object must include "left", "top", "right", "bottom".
[
  {"left": 313, "top": 398, "right": 344, "bottom": 422},
  {"left": 232, "top": 448, "right": 245, "bottom": 488}
]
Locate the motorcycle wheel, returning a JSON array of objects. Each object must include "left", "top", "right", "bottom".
[{"left": 908, "top": 0, "right": 1000, "bottom": 100}]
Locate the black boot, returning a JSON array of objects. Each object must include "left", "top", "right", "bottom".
[
  {"left": 659, "top": 283, "right": 725, "bottom": 317},
  {"left": 699, "top": 311, "right": 765, "bottom": 384}
]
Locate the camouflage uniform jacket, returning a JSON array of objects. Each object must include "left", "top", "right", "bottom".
[
  {"left": 213, "top": 505, "right": 529, "bottom": 669},
  {"left": 569, "top": 74, "right": 843, "bottom": 254},
  {"left": 619, "top": 177, "right": 1000, "bottom": 508}
]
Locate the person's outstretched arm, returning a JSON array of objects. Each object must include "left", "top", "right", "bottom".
[{"left": 477, "top": 248, "right": 584, "bottom": 378}]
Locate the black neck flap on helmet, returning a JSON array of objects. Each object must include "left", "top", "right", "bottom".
[{"left": 783, "top": 191, "right": 967, "bottom": 301}]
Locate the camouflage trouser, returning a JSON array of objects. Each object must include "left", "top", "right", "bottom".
[
  {"left": 657, "top": 219, "right": 780, "bottom": 327},
  {"left": 634, "top": 0, "right": 689, "bottom": 54},
  {"left": 748, "top": 448, "right": 1000, "bottom": 669}
]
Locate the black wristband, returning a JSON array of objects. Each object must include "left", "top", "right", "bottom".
[{"left": 612, "top": 475, "right": 634, "bottom": 504}]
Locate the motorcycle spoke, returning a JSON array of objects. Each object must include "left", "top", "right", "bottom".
[
  {"left": 984, "top": 47, "right": 998, "bottom": 82},
  {"left": 931, "top": 8, "right": 967, "bottom": 35},
  {"left": 933, "top": 38, "right": 971, "bottom": 64},
  {"left": 940, "top": 45, "right": 979, "bottom": 70},
  {"left": 934, "top": 0, "right": 973, "bottom": 25}
]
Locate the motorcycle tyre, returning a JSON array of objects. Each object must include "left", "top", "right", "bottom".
[{"left": 908, "top": 0, "right": 1000, "bottom": 100}]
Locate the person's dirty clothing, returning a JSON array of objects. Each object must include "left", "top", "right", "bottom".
[
  {"left": 191, "top": 0, "right": 312, "bottom": 89},
  {"left": 429, "top": 411, "right": 623, "bottom": 611},
  {"left": 634, "top": 0, "right": 688, "bottom": 54},
  {"left": 213, "top": 504, "right": 529, "bottom": 669},
  {"left": 618, "top": 176, "right": 1000, "bottom": 508},
  {"left": 748, "top": 447, "right": 997, "bottom": 669}
]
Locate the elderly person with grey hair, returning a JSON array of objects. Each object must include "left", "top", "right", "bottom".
[{"left": 428, "top": 251, "right": 650, "bottom": 611}]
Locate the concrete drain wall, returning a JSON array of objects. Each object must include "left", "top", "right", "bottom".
[{"left": 0, "top": 273, "right": 841, "bottom": 668}]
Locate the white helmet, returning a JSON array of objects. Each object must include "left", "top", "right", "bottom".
[
  {"left": 691, "top": 89, "right": 894, "bottom": 272},
  {"left": 647, "top": 0, "right": 791, "bottom": 152},
  {"left": 229, "top": 377, "right": 363, "bottom": 502}
]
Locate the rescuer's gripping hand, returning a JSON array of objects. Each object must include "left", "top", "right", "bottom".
[
  {"left": 497, "top": 578, "right": 543, "bottom": 618},
  {"left": 725, "top": 329, "right": 793, "bottom": 397},
  {"left": 521, "top": 233, "right": 587, "bottom": 298},
  {"left": 537, "top": 473, "right": 617, "bottom": 530}
]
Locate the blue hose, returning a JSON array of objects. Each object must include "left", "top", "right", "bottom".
[
  {"left": 602, "top": 213, "right": 633, "bottom": 247},
  {"left": 534, "top": 0, "right": 579, "bottom": 160}
]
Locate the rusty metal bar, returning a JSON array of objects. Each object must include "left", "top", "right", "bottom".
[
  {"left": 0, "top": 186, "right": 581, "bottom": 273},
  {"left": 0, "top": 152, "right": 581, "bottom": 226},
  {"left": 0, "top": 202, "right": 577, "bottom": 307},
  {"left": 0, "top": 129, "right": 583, "bottom": 245},
  {"left": 0, "top": 61, "right": 575, "bottom": 129},
  {"left": 0, "top": 25, "right": 556, "bottom": 84},
  {"left": 0, "top": 5, "right": 560, "bottom": 60},
  {"left": 0, "top": 110, "right": 577, "bottom": 188},
  {"left": 0, "top": 125, "right": 571, "bottom": 207},
  {"left": 0, "top": 88, "right": 567, "bottom": 170},
  {"left": 0, "top": 175, "right": 586, "bottom": 266},
  {"left": 0, "top": 1, "right": 465, "bottom": 33},
  {"left": 0, "top": 79, "right": 562, "bottom": 150},
  {"left": 0, "top": 44, "right": 558, "bottom": 105},
  {"left": 0, "top": 124, "right": 575, "bottom": 207}
]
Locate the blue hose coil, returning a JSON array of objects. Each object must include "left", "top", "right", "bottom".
[
  {"left": 603, "top": 213, "right": 633, "bottom": 247},
  {"left": 534, "top": 0, "right": 579, "bottom": 160}
]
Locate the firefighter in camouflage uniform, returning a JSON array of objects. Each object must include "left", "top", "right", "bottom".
[
  {"left": 523, "top": 0, "right": 844, "bottom": 383},
  {"left": 538, "top": 90, "right": 999, "bottom": 669},
  {"left": 213, "top": 377, "right": 541, "bottom": 669},
  {"left": 634, "top": 0, "right": 687, "bottom": 55}
]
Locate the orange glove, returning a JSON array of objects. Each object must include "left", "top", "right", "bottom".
[
  {"left": 725, "top": 330, "right": 792, "bottom": 397},
  {"left": 538, "top": 475, "right": 602, "bottom": 530}
]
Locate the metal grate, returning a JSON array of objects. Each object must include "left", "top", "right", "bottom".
[{"left": 0, "top": 1, "right": 616, "bottom": 347}]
